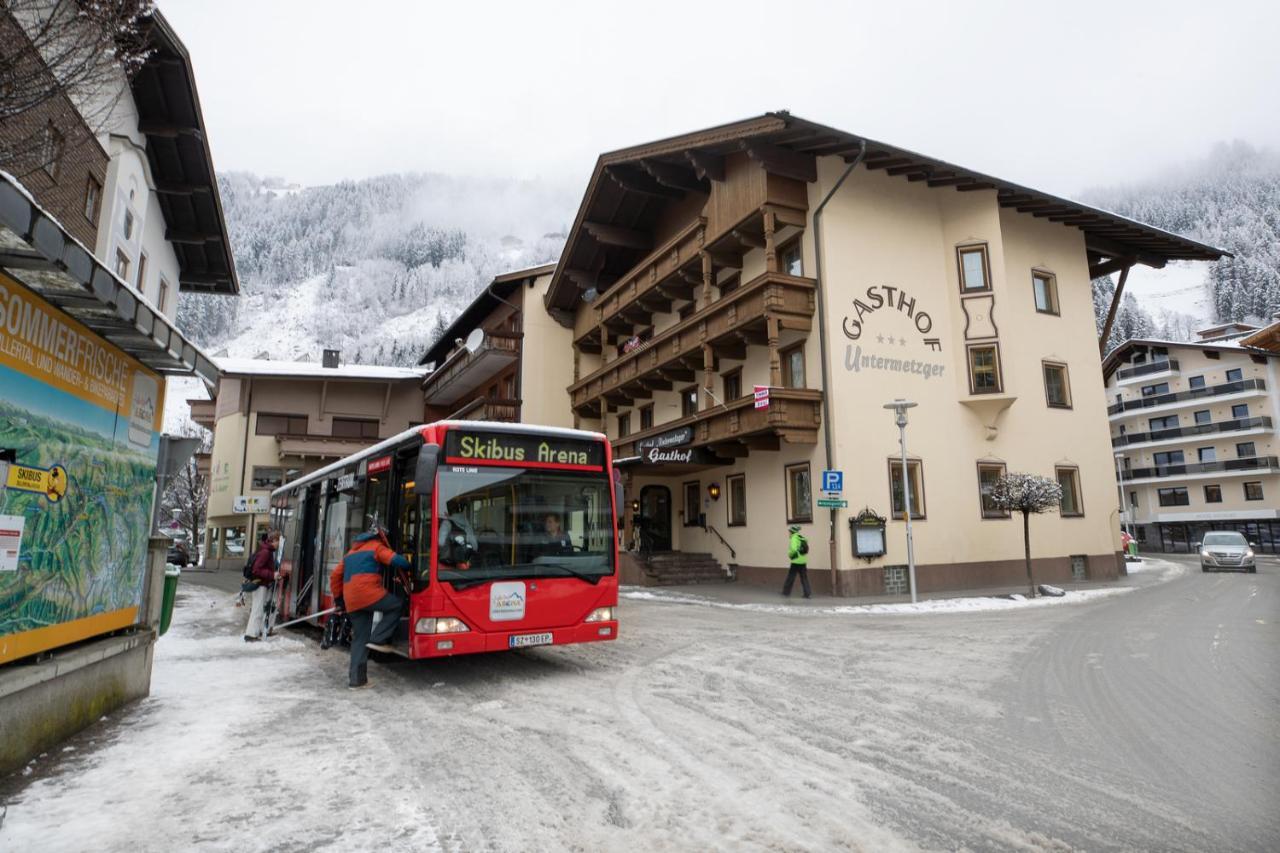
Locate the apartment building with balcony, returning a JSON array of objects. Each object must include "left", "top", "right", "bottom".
[
  {"left": 418, "top": 264, "right": 574, "bottom": 427},
  {"left": 1104, "top": 322, "right": 1280, "bottom": 554},
  {"left": 201, "top": 353, "right": 426, "bottom": 569},
  {"left": 548, "top": 112, "right": 1224, "bottom": 595}
]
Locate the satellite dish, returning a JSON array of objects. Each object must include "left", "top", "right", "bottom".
[{"left": 463, "top": 328, "right": 485, "bottom": 353}]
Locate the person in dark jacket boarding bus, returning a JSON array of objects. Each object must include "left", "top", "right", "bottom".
[
  {"left": 330, "top": 526, "right": 412, "bottom": 689},
  {"left": 243, "top": 530, "right": 279, "bottom": 641},
  {"left": 781, "top": 525, "right": 811, "bottom": 599}
]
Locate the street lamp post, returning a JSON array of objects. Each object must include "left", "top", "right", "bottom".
[
  {"left": 884, "top": 399, "right": 919, "bottom": 604},
  {"left": 1115, "top": 452, "right": 1131, "bottom": 540}
]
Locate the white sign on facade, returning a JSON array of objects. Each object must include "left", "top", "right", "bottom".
[
  {"left": 233, "top": 495, "right": 269, "bottom": 514},
  {"left": 0, "top": 514, "right": 25, "bottom": 572}
]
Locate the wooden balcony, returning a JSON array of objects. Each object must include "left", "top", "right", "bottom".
[
  {"left": 449, "top": 396, "right": 521, "bottom": 423},
  {"left": 574, "top": 218, "right": 707, "bottom": 351},
  {"left": 421, "top": 330, "right": 521, "bottom": 406},
  {"left": 612, "top": 388, "right": 823, "bottom": 460},
  {"left": 569, "top": 270, "right": 816, "bottom": 415}
]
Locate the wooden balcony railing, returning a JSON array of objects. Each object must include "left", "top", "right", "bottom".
[
  {"left": 612, "top": 388, "right": 824, "bottom": 459},
  {"left": 422, "top": 330, "right": 522, "bottom": 405},
  {"left": 449, "top": 397, "right": 521, "bottom": 423},
  {"left": 569, "top": 270, "right": 816, "bottom": 415}
]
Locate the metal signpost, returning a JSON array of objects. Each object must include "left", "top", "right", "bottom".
[{"left": 884, "top": 399, "right": 919, "bottom": 603}]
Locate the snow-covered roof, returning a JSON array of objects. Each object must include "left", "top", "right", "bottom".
[
  {"left": 215, "top": 357, "right": 428, "bottom": 380},
  {"left": 1102, "top": 335, "right": 1274, "bottom": 379}
]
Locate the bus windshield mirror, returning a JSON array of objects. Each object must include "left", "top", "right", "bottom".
[{"left": 414, "top": 445, "right": 439, "bottom": 497}]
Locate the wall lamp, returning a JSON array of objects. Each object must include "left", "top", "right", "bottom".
[{"left": 707, "top": 483, "right": 721, "bottom": 501}]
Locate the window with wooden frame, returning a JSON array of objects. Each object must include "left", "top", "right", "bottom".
[
  {"left": 680, "top": 386, "right": 699, "bottom": 418},
  {"left": 722, "top": 368, "right": 742, "bottom": 402},
  {"left": 785, "top": 463, "right": 812, "bottom": 524},
  {"left": 957, "top": 244, "right": 991, "bottom": 292},
  {"left": 1056, "top": 466, "right": 1083, "bottom": 517},
  {"left": 41, "top": 122, "right": 65, "bottom": 178},
  {"left": 779, "top": 239, "right": 803, "bottom": 276},
  {"left": 781, "top": 344, "right": 806, "bottom": 389},
  {"left": 727, "top": 474, "right": 747, "bottom": 526},
  {"left": 967, "top": 344, "right": 1002, "bottom": 394},
  {"left": 114, "top": 248, "right": 130, "bottom": 280},
  {"left": 617, "top": 412, "right": 631, "bottom": 438},
  {"left": 158, "top": 277, "right": 171, "bottom": 314},
  {"left": 977, "top": 461, "right": 1009, "bottom": 519},
  {"left": 83, "top": 176, "right": 101, "bottom": 224},
  {"left": 136, "top": 252, "right": 148, "bottom": 293},
  {"left": 1032, "top": 270, "right": 1059, "bottom": 315},
  {"left": 256, "top": 413, "right": 308, "bottom": 435},
  {"left": 887, "top": 458, "right": 925, "bottom": 519},
  {"left": 332, "top": 417, "right": 378, "bottom": 438},
  {"left": 1042, "top": 361, "right": 1072, "bottom": 408},
  {"left": 639, "top": 404, "right": 653, "bottom": 431},
  {"left": 683, "top": 480, "right": 701, "bottom": 527},
  {"left": 1244, "top": 481, "right": 1264, "bottom": 501}
]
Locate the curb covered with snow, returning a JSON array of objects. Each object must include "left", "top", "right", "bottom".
[{"left": 620, "top": 559, "right": 1186, "bottom": 616}]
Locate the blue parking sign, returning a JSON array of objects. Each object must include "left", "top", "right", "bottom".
[{"left": 821, "top": 469, "right": 843, "bottom": 493}]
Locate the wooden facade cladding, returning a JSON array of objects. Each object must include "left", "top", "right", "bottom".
[
  {"left": 420, "top": 330, "right": 521, "bottom": 406},
  {"left": 569, "top": 270, "right": 816, "bottom": 415},
  {"left": 612, "top": 388, "right": 824, "bottom": 460},
  {"left": 449, "top": 396, "right": 521, "bottom": 423}
]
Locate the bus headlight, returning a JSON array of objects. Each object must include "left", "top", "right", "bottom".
[
  {"left": 584, "top": 607, "right": 614, "bottom": 623},
  {"left": 415, "top": 617, "right": 469, "bottom": 634}
]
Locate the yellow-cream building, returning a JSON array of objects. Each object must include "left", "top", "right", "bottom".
[{"left": 546, "top": 113, "right": 1225, "bottom": 595}]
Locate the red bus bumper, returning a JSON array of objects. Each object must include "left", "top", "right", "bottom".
[{"left": 410, "top": 620, "right": 618, "bottom": 658}]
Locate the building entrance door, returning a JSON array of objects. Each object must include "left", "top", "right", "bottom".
[{"left": 640, "top": 485, "right": 672, "bottom": 553}]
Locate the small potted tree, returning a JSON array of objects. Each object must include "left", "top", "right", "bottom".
[{"left": 990, "top": 473, "right": 1063, "bottom": 598}]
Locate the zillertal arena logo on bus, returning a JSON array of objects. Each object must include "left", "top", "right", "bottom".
[{"left": 841, "top": 285, "right": 947, "bottom": 381}]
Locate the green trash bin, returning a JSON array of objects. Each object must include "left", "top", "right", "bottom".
[{"left": 159, "top": 565, "right": 181, "bottom": 636}]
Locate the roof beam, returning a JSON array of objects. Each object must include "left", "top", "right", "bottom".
[
  {"left": 684, "top": 150, "right": 725, "bottom": 182},
  {"left": 154, "top": 181, "right": 212, "bottom": 196},
  {"left": 583, "top": 221, "right": 650, "bottom": 251},
  {"left": 863, "top": 157, "right": 911, "bottom": 171},
  {"left": 927, "top": 176, "right": 974, "bottom": 188},
  {"left": 641, "top": 159, "right": 704, "bottom": 192},
  {"left": 740, "top": 141, "right": 816, "bottom": 182},
  {"left": 606, "top": 166, "right": 684, "bottom": 199},
  {"left": 885, "top": 162, "right": 929, "bottom": 176},
  {"left": 136, "top": 119, "right": 203, "bottom": 139},
  {"left": 955, "top": 182, "right": 997, "bottom": 192},
  {"left": 731, "top": 228, "right": 766, "bottom": 249},
  {"left": 165, "top": 229, "right": 221, "bottom": 244}
]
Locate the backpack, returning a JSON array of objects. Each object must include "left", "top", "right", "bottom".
[
  {"left": 798, "top": 536, "right": 809, "bottom": 556},
  {"left": 242, "top": 551, "right": 256, "bottom": 581}
]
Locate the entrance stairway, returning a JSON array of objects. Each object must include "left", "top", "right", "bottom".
[{"left": 643, "top": 551, "right": 730, "bottom": 586}]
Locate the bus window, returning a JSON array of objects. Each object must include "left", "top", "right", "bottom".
[
  {"left": 362, "top": 471, "right": 391, "bottom": 533},
  {"left": 435, "top": 467, "right": 614, "bottom": 585}
]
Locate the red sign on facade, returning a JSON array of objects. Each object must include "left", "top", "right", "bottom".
[{"left": 753, "top": 385, "right": 770, "bottom": 410}]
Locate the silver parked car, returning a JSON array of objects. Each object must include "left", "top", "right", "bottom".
[{"left": 1198, "top": 531, "right": 1258, "bottom": 573}]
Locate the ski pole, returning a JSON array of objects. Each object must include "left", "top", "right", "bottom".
[{"left": 270, "top": 607, "right": 338, "bottom": 633}]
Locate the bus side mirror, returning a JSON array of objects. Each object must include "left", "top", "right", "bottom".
[{"left": 414, "top": 445, "right": 439, "bottom": 497}]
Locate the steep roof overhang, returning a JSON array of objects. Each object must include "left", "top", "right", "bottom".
[
  {"left": 545, "top": 112, "right": 1230, "bottom": 312},
  {"left": 129, "top": 9, "right": 239, "bottom": 296},
  {"left": 417, "top": 263, "right": 556, "bottom": 367},
  {"left": 0, "top": 170, "right": 219, "bottom": 384}
]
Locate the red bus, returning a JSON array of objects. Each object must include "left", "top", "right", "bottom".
[{"left": 269, "top": 421, "right": 619, "bottom": 657}]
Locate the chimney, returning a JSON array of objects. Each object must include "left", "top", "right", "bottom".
[{"left": 322, "top": 349, "right": 341, "bottom": 368}]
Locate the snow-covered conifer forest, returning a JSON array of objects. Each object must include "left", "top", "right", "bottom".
[{"left": 178, "top": 143, "right": 1280, "bottom": 366}]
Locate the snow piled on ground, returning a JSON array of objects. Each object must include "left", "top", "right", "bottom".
[
  {"left": 621, "top": 586, "right": 1135, "bottom": 615},
  {"left": 0, "top": 588, "right": 442, "bottom": 852}
]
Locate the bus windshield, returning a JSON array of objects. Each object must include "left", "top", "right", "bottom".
[{"left": 435, "top": 465, "right": 615, "bottom": 587}]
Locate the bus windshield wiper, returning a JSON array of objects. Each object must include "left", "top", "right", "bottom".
[{"left": 537, "top": 562, "right": 602, "bottom": 584}]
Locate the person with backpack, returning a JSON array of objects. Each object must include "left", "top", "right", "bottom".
[
  {"left": 781, "top": 524, "right": 811, "bottom": 599},
  {"left": 329, "top": 526, "right": 412, "bottom": 689},
  {"left": 243, "top": 529, "right": 279, "bottom": 641}
]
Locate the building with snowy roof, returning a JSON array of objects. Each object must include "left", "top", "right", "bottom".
[
  {"left": 1103, "top": 323, "right": 1280, "bottom": 554},
  {"left": 198, "top": 353, "right": 429, "bottom": 571}
]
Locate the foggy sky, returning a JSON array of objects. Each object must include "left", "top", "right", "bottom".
[{"left": 160, "top": 0, "right": 1279, "bottom": 202}]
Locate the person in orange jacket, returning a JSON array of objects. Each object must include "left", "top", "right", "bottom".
[{"left": 329, "top": 527, "right": 411, "bottom": 689}]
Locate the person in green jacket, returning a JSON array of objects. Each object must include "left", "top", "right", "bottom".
[{"left": 781, "top": 524, "right": 811, "bottom": 599}]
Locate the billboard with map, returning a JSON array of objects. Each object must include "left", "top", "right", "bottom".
[{"left": 0, "top": 273, "right": 165, "bottom": 663}]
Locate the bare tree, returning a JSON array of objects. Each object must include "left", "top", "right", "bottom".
[
  {"left": 159, "top": 419, "right": 211, "bottom": 552},
  {"left": 990, "top": 472, "right": 1064, "bottom": 598},
  {"left": 0, "top": 0, "right": 154, "bottom": 174}
]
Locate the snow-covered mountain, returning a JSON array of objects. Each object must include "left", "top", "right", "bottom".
[
  {"left": 177, "top": 172, "right": 576, "bottom": 365},
  {"left": 1084, "top": 141, "right": 1280, "bottom": 338}
]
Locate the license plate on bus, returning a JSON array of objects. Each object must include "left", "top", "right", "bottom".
[{"left": 509, "top": 632, "right": 553, "bottom": 649}]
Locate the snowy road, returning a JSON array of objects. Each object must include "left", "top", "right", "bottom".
[{"left": 2, "top": 556, "right": 1277, "bottom": 852}]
